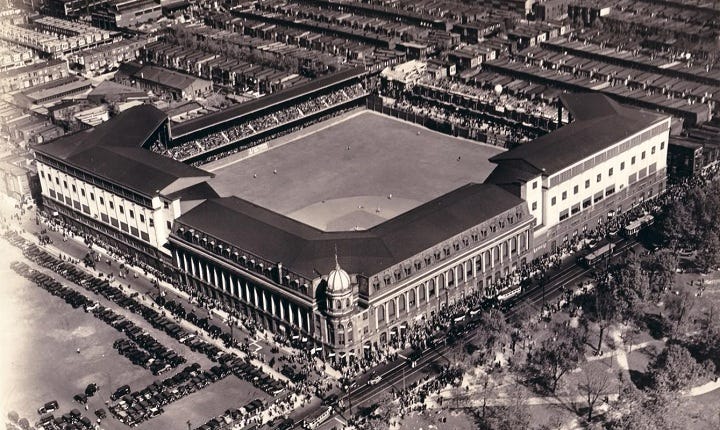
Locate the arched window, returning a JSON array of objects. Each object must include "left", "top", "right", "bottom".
[
  {"left": 408, "top": 289, "right": 416, "bottom": 307},
  {"left": 346, "top": 298, "right": 350, "bottom": 308},
  {"left": 387, "top": 300, "right": 396, "bottom": 319},
  {"left": 398, "top": 295, "right": 406, "bottom": 313}
]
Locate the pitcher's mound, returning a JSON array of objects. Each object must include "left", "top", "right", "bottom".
[{"left": 288, "top": 195, "right": 420, "bottom": 231}]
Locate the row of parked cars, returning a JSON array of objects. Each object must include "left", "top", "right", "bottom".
[
  {"left": 7, "top": 231, "right": 287, "bottom": 427},
  {"left": 107, "top": 359, "right": 237, "bottom": 426},
  {"left": 193, "top": 398, "right": 266, "bottom": 430},
  {"left": 7, "top": 236, "right": 188, "bottom": 378},
  {"left": 34, "top": 407, "right": 96, "bottom": 430}
]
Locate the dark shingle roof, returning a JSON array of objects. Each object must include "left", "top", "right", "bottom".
[
  {"left": 176, "top": 183, "right": 526, "bottom": 277},
  {"left": 171, "top": 67, "right": 365, "bottom": 139},
  {"left": 36, "top": 105, "right": 211, "bottom": 197},
  {"left": 490, "top": 93, "right": 667, "bottom": 175}
]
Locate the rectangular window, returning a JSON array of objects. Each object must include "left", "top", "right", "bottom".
[
  {"left": 651, "top": 146, "right": 655, "bottom": 155},
  {"left": 551, "top": 196, "right": 556, "bottom": 206},
  {"left": 90, "top": 192, "right": 94, "bottom": 201},
  {"left": 166, "top": 221, "right": 172, "bottom": 229},
  {"left": 129, "top": 209, "right": 134, "bottom": 218},
  {"left": 583, "top": 198, "right": 591, "bottom": 209},
  {"left": 119, "top": 206, "right": 124, "bottom": 214},
  {"left": 101, "top": 213, "right": 109, "bottom": 222},
  {"left": 130, "top": 226, "right": 139, "bottom": 237},
  {"left": 608, "top": 167, "right": 613, "bottom": 176},
  {"left": 631, "top": 156, "right": 636, "bottom": 165},
  {"left": 40, "top": 171, "right": 45, "bottom": 178},
  {"left": 562, "top": 191, "right": 567, "bottom": 200},
  {"left": 571, "top": 204, "right": 580, "bottom": 215},
  {"left": 63, "top": 180, "right": 67, "bottom": 188},
  {"left": 585, "top": 179, "right": 590, "bottom": 188},
  {"left": 139, "top": 214, "right": 145, "bottom": 223},
  {"left": 80, "top": 188, "right": 85, "bottom": 197},
  {"left": 110, "top": 217, "right": 118, "bottom": 227},
  {"left": 606, "top": 185, "right": 615, "bottom": 196},
  {"left": 163, "top": 201, "right": 169, "bottom": 209},
  {"left": 641, "top": 151, "right": 646, "bottom": 160},
  {"left": 594, "top": 191, "right": 604, "bottom": 203},
  {"left": 99, "top": 196, "right": 104, "bottom": 205},
  {"left": 559, "top": 209, "right": 569, "bottom": 221},
  {"left": 120, "top": 222, "right": 128, "bottom": 232},
  {"left": 140, "top": 231, "right": 150, "bottom": 241},
  {"left": 49, "top": 189, "right": 56, "bottom": 198},
  {"left": 55, "top": 177, "right": 59, "bottom": 185},
  {"left": 597, "top": 173, "right": 602, "bottom": 182},
  {"left": 573, "top": 185, "right": 578, "bottom": 194},
  {"left": 71, "top": 184, "right": 76, "bottom": 192},
  {"left": 149, "top": 218, "right": 154, "bottom": 227},
  {"left": 661, "top": 141, "right": 665, "bottom": 150},
  {"left": 621, "top": 161, "right": 625, "bottom": 170},
  {"left": 531, "top": 201, "right": 537, "bottom": 210},
  {"left": 109, "top": 201, "right": 114, "bottom": 209}
]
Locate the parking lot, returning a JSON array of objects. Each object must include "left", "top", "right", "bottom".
[{"left": 2, "top": 242, "right": 273, "bottom": 429}]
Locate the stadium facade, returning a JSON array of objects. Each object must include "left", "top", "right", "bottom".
[{"left": 34, "top": 82, "right": 670, "bottom": 356}]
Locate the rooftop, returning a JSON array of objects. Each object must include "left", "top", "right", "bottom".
[
  {"left": 177, "top": 182, "right": 526, "bottom": 278},
  {"left": 206, "top": 110, "right": 503, "bottom": 232},
  {"left": 35, "top": 105, "right": 212, "bottom": 197},
  {"left": 489, "top": 93, "right": 668, "bottom": 176},
  {"left": 171, "top": 67, "right": 365, "bottom": 139}
]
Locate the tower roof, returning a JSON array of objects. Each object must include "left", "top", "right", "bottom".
[{"left": 327, "top": 254, "right": 351, "bottom": 294}]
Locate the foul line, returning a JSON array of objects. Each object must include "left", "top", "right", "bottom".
[{"left": 206, "top": 109, "right": 366, "bottom": 173}]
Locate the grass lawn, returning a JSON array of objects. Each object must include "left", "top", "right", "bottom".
[
  {"left": 397, "top": 408, "right": 476, "bottom": 430},
  {"left": 682, "top": 388, "right": 720, "bottom": 430},
  {"left": 207, "top": 110, "right": 503, "bottom": 231}
]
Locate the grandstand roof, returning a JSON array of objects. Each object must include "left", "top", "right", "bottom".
[
  {"left": 170, "top": 66, "right": 365, "bottom": 139},
  {"left": 490, "top": 93, "right": 668, "bottom": 176},
  {"left": 36, "top": 105, "right": 212, "bottom": 197},
  {"left": 176, "top": 183, "right": 527, "bottom": 277}
]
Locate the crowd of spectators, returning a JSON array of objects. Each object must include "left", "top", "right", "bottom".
[
  {"left": 154, "top": 83, "right": 366, "bottom": 161},
  {"left": 390, "top": 98, "right": 533, "bottom": 148},
  {"left": 421, "top": 78, "right": 563, "bottom": 122}
]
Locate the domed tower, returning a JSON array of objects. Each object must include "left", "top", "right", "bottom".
[
  {"left": 323, "top": 253, "right": 356, "bottom": 355},
  {"left": 325, "top": 254, "right": 354, "bottom": 316}
]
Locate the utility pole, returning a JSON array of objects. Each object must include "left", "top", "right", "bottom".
[{"left": 402, "top": 366, "right": 406, "bottom": 392}]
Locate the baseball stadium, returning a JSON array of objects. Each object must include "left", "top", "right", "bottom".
[{"left": 35, "top": 66, "right": 669, "bottom": 358}]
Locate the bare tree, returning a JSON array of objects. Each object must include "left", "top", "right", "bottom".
[
  {"left": 478, "top": 373, "right": 493, "bottom": 419},
  {"left": 578, "top": 367, "right": 611, "bottom": 422}
]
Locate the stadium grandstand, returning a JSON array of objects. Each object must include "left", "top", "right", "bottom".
[{"left": 155, "top": 67, "right": 368, "bottom": 164}]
